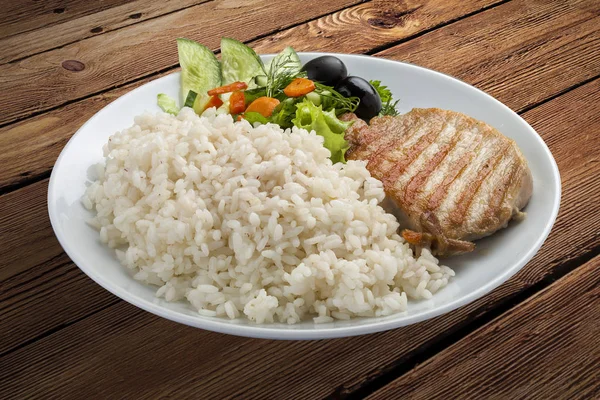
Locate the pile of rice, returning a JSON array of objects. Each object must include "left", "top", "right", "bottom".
[{"left": 83, "top": 108, "right": 454, "bottom": 324}]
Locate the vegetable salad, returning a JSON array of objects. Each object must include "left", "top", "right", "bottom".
[{"left": 158, "top": 38, "right": 399, "bottom": 163}]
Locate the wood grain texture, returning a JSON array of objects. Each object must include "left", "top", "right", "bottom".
[
  {"left": 251, "top": 0, "right": 502, "bottom": 55},
  {"left": 0, "top": 85, "right": 144, "bottom": 192},
  {"left": 0, "top": 0, "right": 592, "bottom": 192},
  {"left": 0, "top": 0, "right": 132, "bottom": 38},
  {"left": 377, "top": 0, "right": 600, "bottom": 112},
  {"left": 1, "top": 79, "right": 598, "bottom": 398},
  {"left": 1, "top": 1, "right": 599, "bottom": 398},
  {"left": 0, "top": 180, "right": 62, "bottom": 282},
  {"left": 0, "top": 0, "right": 362, "bottom": 126},
  {"left": 0, "top": 0, "right": 211, "bottom": 64},
  {"left": 368, "top": 255, "right": 600, "bottom": 400},
  {"left": 0, "top": 252, "right": 119, "bottom": 356}
]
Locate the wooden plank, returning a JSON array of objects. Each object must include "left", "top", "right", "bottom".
[
  {"left": 0, "top": 0, "right": 505, "bottom": 276},
  {"left": 0, "top": 0, "right": 132, "bottom": 38},
  {"left": 0, "top": 179, "right": 63, "bottom": 282},
  {"left": 376, "top": 0, "right": 600, "bottom": 112},
  {"left": 0, "top": 0, "right": 505, "bottom": 353},
  {"left": 367, "top": 255, "right": 600, "bottom": 400},
  {"left": 1, "top": 79, "right": 598, "bottom": 397},
  {"left": 0, "top": 0, "right": 211, "bottom": 64},
  {"left": 250, "top": 0, "right": 501, "bottom": 55},
  {"left": 1, "top": 0, "right": 599, "bottom": 350},
  {"left": 0, "top": 0, "right": 591, "bottom": 192},
  {"left": 0, "top": 252, "right": 119, "bottom": 356},
  {"left": 0, "top": 86, "right": 141, "bottom": 193},
  {"left": 0, "top": 0, "right": 362, "bottom": 126}
]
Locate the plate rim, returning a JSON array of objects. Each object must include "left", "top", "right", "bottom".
[{"left": 48, "top": 53, "right": 561, "bottom": 339}]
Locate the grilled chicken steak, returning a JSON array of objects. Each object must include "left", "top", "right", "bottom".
[{"left": 343, "top": 108, "right": 533, "bottom": 256}]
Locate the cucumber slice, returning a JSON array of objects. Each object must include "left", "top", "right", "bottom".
[
  {"left": 184, "top": 90, "right": 198, "bottom": 108},
  {"left": 184, "top": 90, "right": 213, "bottom": 114},
  {"left": 220, "top": 37, "right": 265, "bottom": 87},
  {"left": 177, "top": 38, "right": 221, "bottom": 111},
  {"left": 265, "top": 46, "right": 302, "bottom": 76},
  {"left": 305, "top": 91, "right": 321, "bottom": 106},
  {"left": 254, "top": 75, "right": 268, "bottom": 87}
]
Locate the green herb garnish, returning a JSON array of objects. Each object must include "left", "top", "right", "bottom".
[
  {"left": 263, "top": 53, "right": 305, "bottom": 98},
  {"left": 370, "top": 80, "right": 400, "bottom": 116},
  {"left": 314, "top": 82, "right": 359, "bottom": 115}
]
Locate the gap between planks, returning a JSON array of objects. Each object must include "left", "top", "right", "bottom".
[
  {"left": 0, "top": 0, "right": 366, "bottom": 127},
  {"left": 1, "top": 1, "right": 215, "bottom": 63},
  {"left": 345, "top": 245, "right": 600, "bottom": 399},
  {"left": 0, "top": 0, "right": 134, "bottom": 38},
  {"left": 1, "top": 0, "right": 600, "bottom": 354},
  {"left": 2, "top": 0, "right": 599, "bottom": 194},
  {"left": 0, "top": 78, "right": 598, "bottom": 398},
  {"left": 0, "top": 0, "right": 502, "bottom": 130},
  {"left": 364, "top": 254, "right": 600, "bottom": 400},
  {"left": 363, "top": 0, "right": 512, "bottom": 56}
]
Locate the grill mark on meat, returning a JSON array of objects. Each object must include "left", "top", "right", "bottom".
[
  {"left": 482, "top": 154, "right": 522, "bottom": 229},
  {"left": 382, "top": 119, "right": 446, "bottom": 189},
  {"left": 368, "top": 117, "right": 416, "bottom": 161},
  {"left": 367, "top": 130, "right": 408, "bottom": 166},
  {"left": 350, "top": 124, "right": 393, "bottom": 161},
  {"left": 342, "top": 115, "right": 368, "bottom": 154},
  {"left": 367, "top": 116, "right": 428, "bottom": 177},
  {"left": 449, "top": 140, "right": 512, "bottom": 226},
  {"left": 359, "top": 116, "right": 404, "bottom": 154},
  {"left": 343, "top": 108, "right": 533, "bottom": 256},
  {"left": 420, "top": 122, "right": 477, "bottom": 198},
  {"left": 429, "top": 121, "right": 501, "bottom": 224},
  {"left": 404, "top": 119, "right": 464, "bottom": 207},
  {"left": 465, "top": 153, "right": 514, "bottom": 235},
  {"left": 426, "top": 131, "right": 485, "bottom": 212}
]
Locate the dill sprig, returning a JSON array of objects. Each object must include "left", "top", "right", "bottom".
[
  {"left": 370, "top": 80, "right": 400, "bottom": 116},
  {"left": 381, "top": 97, "right": 400, "bottom": 116},
  {"left": 314, "top": 82, "right": 359, "bottom": 115},
  {"left": 264, "top": 54, "right": 305, "bottom": 98}
]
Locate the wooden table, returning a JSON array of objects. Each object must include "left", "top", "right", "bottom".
[{"left": 1, "top": 0, "right": 599, "bottom": 398}]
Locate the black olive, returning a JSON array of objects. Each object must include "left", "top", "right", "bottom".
[
  {"left": 302, "top": 56, "right": 348, "bottom": 87},
  {"left": 335, "top": 76, "right": 382, "bottom": 120}
]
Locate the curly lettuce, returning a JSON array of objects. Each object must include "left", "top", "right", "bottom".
[{"left": 292, "top": 99, "right": 353, "bottom": 164}]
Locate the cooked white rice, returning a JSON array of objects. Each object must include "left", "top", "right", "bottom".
[{"left": 83, "top": 108, "right": 454, "bottom": 324}]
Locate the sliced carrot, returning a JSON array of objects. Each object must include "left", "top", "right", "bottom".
[
  {"left": 283, "top": 78, "right": 316, "bottom": 97},
  {"left": 207, "top": 81, "right": 248, "bottom": 96},
  {"left": 229, "top": 91, "right": 246, "bottom": 114},
  {"left": 203, "top": 95, "right": 224, "bottom": 111},
  {"left": 245, "top": 97, "right": 280, "bottom": 118},
  {"left": 236, "top": 115, "right": 244, "bottom": 121}
]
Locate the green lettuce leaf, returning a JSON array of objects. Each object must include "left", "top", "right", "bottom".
[
  {"left": 157, "top": 93, "right": 179, "bottom": 115},
  {"left": 269, "top": 98, "right": 297, "bottom": 128},
  {"left": 292, "top": 99, "right": 353, "bottom": 164},
  {"left": 244, "top": 111, "right": 269, "bottom": 125}
]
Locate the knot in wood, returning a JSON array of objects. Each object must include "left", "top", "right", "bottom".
[
  {"left": 367, "top": 17, "right": 397, "bottom": 29},
  {"left": 368, "top": 8, "right": 417, "bottom": 29},
  {"left": 62, "top": 60, "right": 86, "bottom": 72}
]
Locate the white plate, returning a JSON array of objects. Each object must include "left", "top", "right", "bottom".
[{"left": 48, "top": 53, "right": 560, "bottom": 339}]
